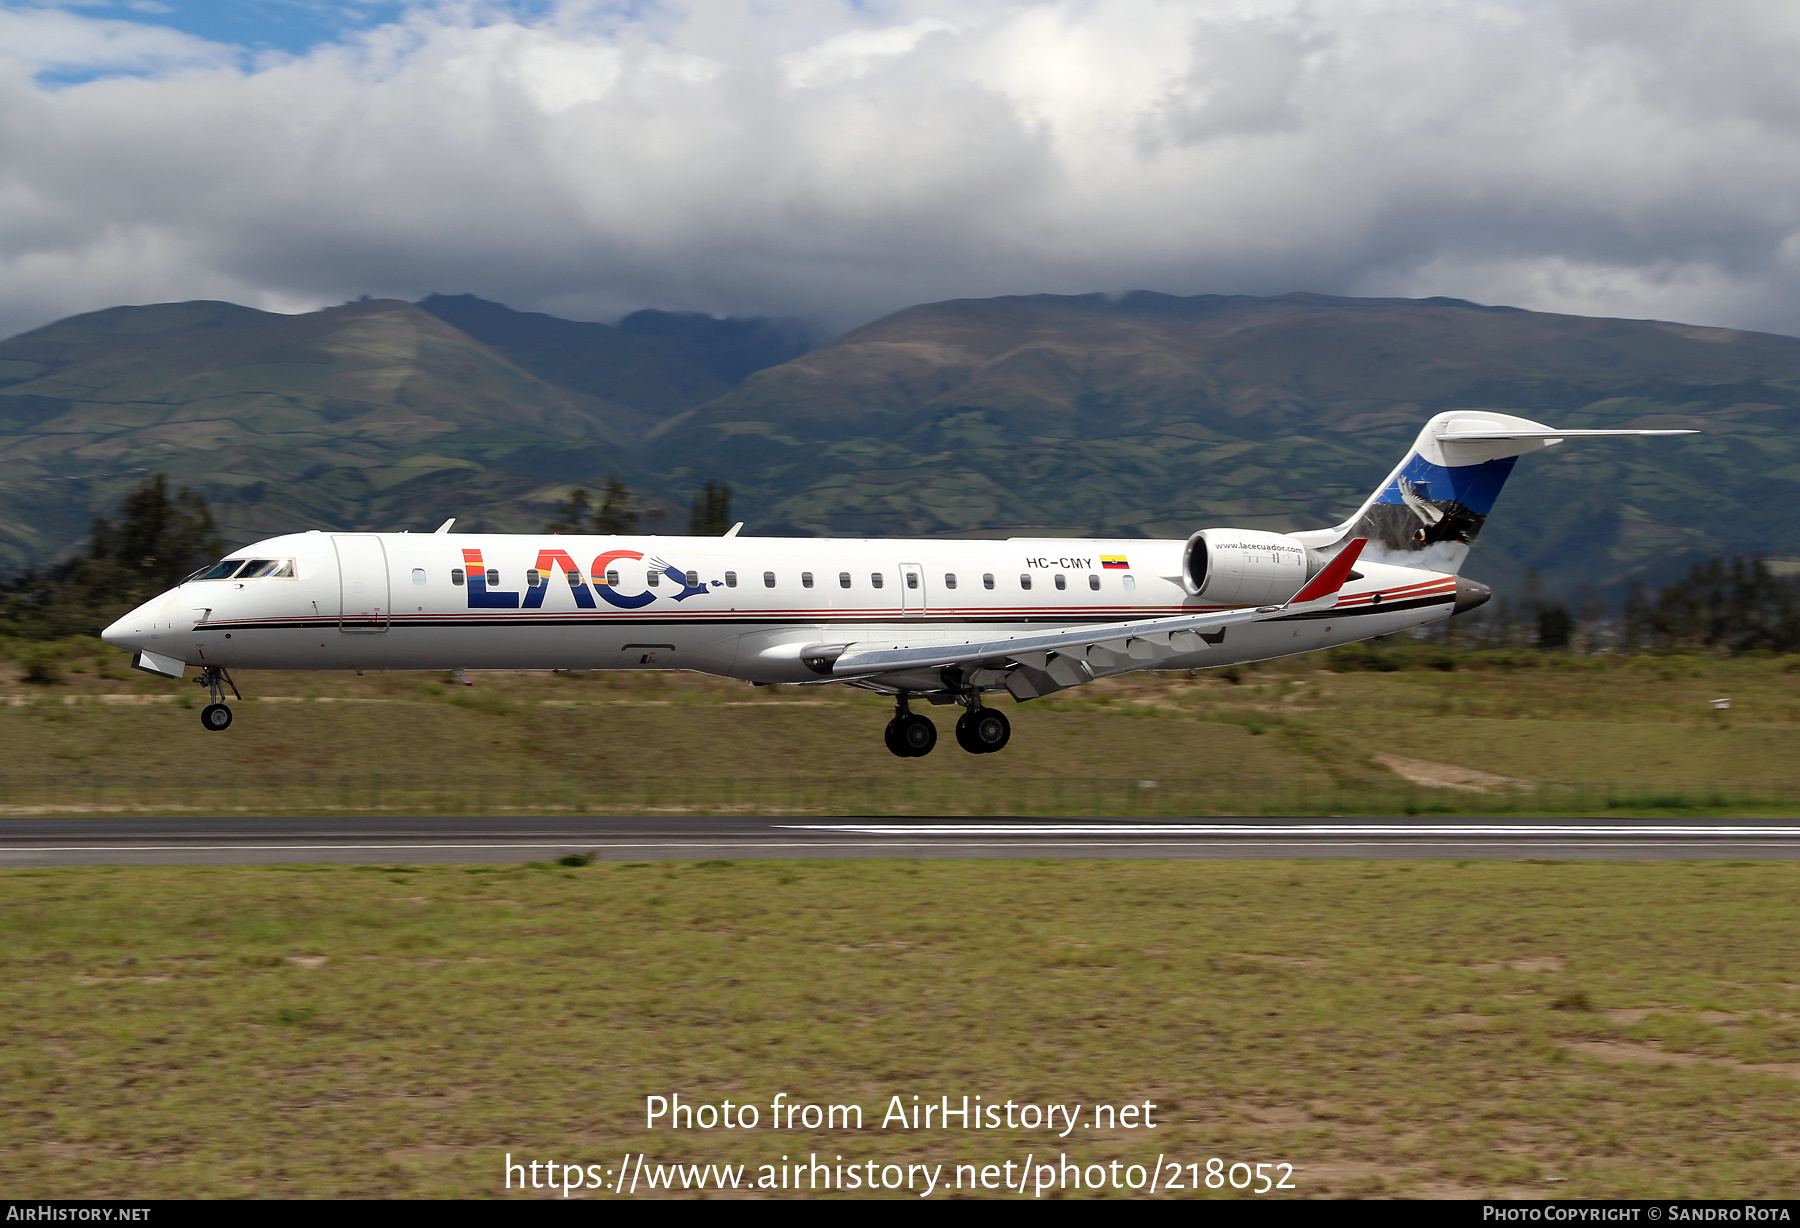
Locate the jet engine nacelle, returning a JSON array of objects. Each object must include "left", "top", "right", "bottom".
[{"left": 1183, "top": 528, "right": 1312, "bottom": 606}]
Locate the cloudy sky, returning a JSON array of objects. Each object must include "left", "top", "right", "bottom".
[{"left": 3, "top": 0, "right": 1800, "bottom": 339}]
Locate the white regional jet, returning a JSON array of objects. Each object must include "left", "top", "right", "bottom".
[{"left": 102, "top": 412, "right": 1690, "bottom": 757}]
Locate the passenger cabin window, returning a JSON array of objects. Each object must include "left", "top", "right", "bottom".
[
  {"left": 412, "top": 568, "right": 427, "bottom": 585},
  {"left": 451, "top": 568, "right": 465, "bottom": 586},
  {"left": 605, "top": 569, "right": 620, "bottom": 587},
  {"left": 1054, "top": 574, "right": 1066, "bottom": 590},
  {"left": 870, "top": 572, "right": 883, "bottom": 589},
  {"left": 983, "top": 573, "right": 994, "bottom": 590},
  {"left": 802, "top": 572, "right": 814, "bottom": 589},
  {"left": 944, "top": 573, "right": 957, "bottom": 589},
  {"left": 1019, "top": 574, "right": 1032, "bottom": 591},
  {"left": 1124, "top": 575, "right": 1137, "bottom": 591},
  {"left": 685, "top": 569, "right": 699, "bottom": 587},
  {"left": 905, "top": 572, "right": 919, "bottom": 590},
  {"left": 763, "top": 571, "right": 776, "bottom": 588},
  {"left": 526, "top": 568, "right": 543, "bottom": 588},
  {"left": 725, "top": 571, "right": 738, "bottom": 588},
  {"left": 648, "top": 569, "right": 659, "bottom": 587},
  {"left": 565, "top": 570, "right": 581, "bottom": 587},
  {"left": 1088, "top": 574, "right": 1100, "bottom": 591},
  {"left": 839, "top": 571, "right": 851, "bottom": 588},
  {"left": 485, "top": 568, "right": 500, "bottom": 587}
]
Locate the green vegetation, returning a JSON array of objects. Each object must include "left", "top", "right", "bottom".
[
  {"left": 3, "top": 859, "right": 1797, "bottom": 1198},
  {"left": 5, "top": 638, "right": 1800, "bottom": 817},
  {"left": 2, "top": 474, "right": 222, "bottom": 640}
]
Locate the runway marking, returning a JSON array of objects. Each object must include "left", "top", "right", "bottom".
[{"left": 784, "top": 824, "right": 1800, "bottom": 837}]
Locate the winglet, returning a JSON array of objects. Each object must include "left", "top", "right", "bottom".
[{"left": 1289, "top": 538, "right": 1367, "bottom": 605}]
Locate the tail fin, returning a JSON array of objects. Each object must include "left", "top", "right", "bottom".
[{"left": 1319, "top": 411, "right": 1694, "bottom": 574}]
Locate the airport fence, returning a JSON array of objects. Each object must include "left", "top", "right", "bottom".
[{"left": 1, "top": 769, "right": 1796, "bottom": 817}]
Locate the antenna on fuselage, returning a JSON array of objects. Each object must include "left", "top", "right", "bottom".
[
  {"left": 724, "top": 522, "right": 743, "bottom": 537},
  {"left": 434, "top": 518, "right": 456, "bottom": 534}
]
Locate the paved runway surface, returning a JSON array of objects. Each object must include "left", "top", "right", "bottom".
[{"left": 2, "top": 815, "right": 1799, "bottom": 865}]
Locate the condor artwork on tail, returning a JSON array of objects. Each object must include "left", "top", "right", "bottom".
[{"left": 103, "top": 412, "right": 1691, "bottom": 758}]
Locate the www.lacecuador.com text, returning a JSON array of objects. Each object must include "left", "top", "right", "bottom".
[{"left": 503, "top": 1092, "right": 1297, "bottom": 1197}]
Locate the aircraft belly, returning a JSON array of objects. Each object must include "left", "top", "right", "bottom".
[{"left": 216, "top": 619, "right": 750, "bottom": 674}]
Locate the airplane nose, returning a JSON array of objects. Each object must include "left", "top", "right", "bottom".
[
  {"left": 102, "top": 593, "right": 167, "bottom": 651},
  {"left": 101, "top": 612, "right": 140, "bottom": 651}
]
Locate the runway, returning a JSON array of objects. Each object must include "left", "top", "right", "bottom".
[{"left": 1, "top": 815, "right": 1798, "bottom": 866}]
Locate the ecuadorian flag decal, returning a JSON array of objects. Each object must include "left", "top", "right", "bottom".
[{"left": 1100, "top": 555, "right": 1130, "bottom": 570}]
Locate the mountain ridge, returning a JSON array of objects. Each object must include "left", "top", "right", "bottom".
[{"left": 4, "top": 289, "right": 1798, "bottom": 599}]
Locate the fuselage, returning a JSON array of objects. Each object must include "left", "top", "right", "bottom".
[{"left": 102, "top": 530, "right": 1460, "bottom": 684}]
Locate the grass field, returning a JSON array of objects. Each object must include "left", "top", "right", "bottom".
[
  {"left": 3, "top": 640, "right": 1799, "bottom": 816},
  {"left": 4, "top": 859, "right": 1798, "bottom": 1199}
]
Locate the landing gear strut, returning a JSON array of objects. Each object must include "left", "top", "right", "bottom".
[
  {"left": 883, "top": 695, "right": 937, "bottom": 758},
  {"left": 197, "top": 666, "right": 241, "bottom": 732},
  {"left": 954, "top": 698, "right": 1011, "bottom": 754}
]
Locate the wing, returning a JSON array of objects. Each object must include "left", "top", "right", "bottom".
[{"left": 799, "top": 540, "right": 1370, "bottom": 694}]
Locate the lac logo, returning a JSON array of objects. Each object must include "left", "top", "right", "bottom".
[{"left": 460, "top": 547, "right": 712, "bottom": 610}]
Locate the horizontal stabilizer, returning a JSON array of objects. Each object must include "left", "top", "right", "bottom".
[{"left": 1442, "top": 429, "right": 1696, "bottom": 441}]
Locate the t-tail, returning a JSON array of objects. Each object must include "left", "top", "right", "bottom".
[{"left": 1314, "top": 411, "right": 1695, "bottom": 574}]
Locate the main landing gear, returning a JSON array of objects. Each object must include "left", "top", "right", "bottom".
[
  {"left": 882, "top": 693, "right": 1012, "bottom": 757},
  {"left": 955, "top": 704, "right": 1011, "bottom": 755},
  {"left": 197, "top": 666, "right": 241, "bottom": 732},
  {"left": 884, "top": 696, "right": 937, "bottom": 758}
]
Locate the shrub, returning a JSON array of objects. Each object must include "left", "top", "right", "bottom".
[{"left": 13, "top": 642, "right": 63, "bottom": 685}]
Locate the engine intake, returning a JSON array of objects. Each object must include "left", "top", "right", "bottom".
[{"left": 1183, "top": 529, "right": 1313, "bottom": 606}]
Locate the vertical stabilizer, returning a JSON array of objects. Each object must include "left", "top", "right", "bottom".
[{"left": 1315, "top": 411, "right": 1693, "bottom": 574}]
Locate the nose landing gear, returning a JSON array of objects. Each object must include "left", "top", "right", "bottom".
[
  {"left": 883, "top": 695, "right": 937, "bottom": 758},
  {"left": 196, "top": 666, "right": 241, "bottom": 732}
]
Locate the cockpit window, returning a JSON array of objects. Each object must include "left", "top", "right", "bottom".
[{"left": 192, "top": 557, "right": 296, "bottom": 581}]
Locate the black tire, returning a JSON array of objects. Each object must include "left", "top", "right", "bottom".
[
  {"left": 896, "top": 713, "right": 937, "bottom": 757},
  {"left": 883, "top": 718, "right": 909, "bottom": 758},
  {"left": 964, "top": 707, "right": 1010, "bottom": 754},
  {"left": 200, "top": 702, "right": 233, "bottom": 732}
]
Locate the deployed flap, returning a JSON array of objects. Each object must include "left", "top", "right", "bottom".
[{"left": 807, "top": 541, "right": 1371, "bottom": 680}]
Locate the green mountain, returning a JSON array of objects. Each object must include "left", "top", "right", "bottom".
[
  {"left": 416, "top": 294, "right": 816, "bottom": 416},
  {"left": 0, "top": 296, "right": 796, "bottom": 573},
  {"left": 650, "top": 291, "right": 1800, "bottom": 595},
  {"left": 4, "top": 288, "right": 1799, "bottom": 599}
]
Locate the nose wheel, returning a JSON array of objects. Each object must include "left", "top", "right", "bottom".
[{"left": 195, "top": 666, "right": 242, "bottom": 732}]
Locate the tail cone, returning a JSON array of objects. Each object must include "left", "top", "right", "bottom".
[{"left": 1452, "top": 576, "right": 1492, "bottom": 616}]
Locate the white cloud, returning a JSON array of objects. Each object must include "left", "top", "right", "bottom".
[
  {"left": 3, "top": 0, "right": 1800, "bottom": 339},
  {"left": 0, "top": 4, "right": 233, "bottom": 74}
]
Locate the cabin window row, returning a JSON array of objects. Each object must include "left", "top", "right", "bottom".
[{"left": 438, "top": 567, "right": 1135, "bottom": 591}]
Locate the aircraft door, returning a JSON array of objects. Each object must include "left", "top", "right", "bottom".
[
  {"left": 333, "top": 535, "right": 390, "bottom": 633},
  {"left": 899, "top": 563, "right": 925, "bottom": 617}
]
